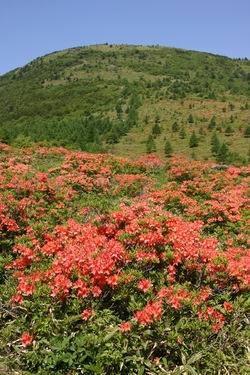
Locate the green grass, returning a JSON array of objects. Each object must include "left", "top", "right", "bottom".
[{"left": 0, "top": 44, "right": 249, "bottom": 163}]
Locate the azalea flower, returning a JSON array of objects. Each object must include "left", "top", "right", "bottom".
[
  {"left": 223, "top": 301, "right": 233, "bottom": 312},
  {"left": 138, "top": 279, "right": 152, "bottom": 292},
  {"left": 82, "top": 309, "right": 94, "bottom": 321},
  {"left": 119, "top": 322, "right": 131, "bottom": 332},
  {"left": 21, "top": 332, "right": 34, "bottom": 347}
]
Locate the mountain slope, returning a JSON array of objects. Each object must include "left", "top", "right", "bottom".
[{"left": 0, "top": 44, "right": 250, "bottom": 161}]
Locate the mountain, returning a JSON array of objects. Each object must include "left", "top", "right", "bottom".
[{"left": 0, "top": 44, "right": 250, "bottom": 162}]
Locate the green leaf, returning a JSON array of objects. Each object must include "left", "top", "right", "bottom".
[
  {"left": 187, "top": 352, "right": 203, "bottom": 365},
  {"left": 61, "top": 352, "right": 73, "bottom": 363},
  {"left": 185, "top": 364, "right": 198, "bottom": 375},
  {"left": 103, "top": 326, "right": 119, "bottom": 342},
  {"left": 138, "top": 365, "right": 145, "bottom": 375},
  {"left": 144, "top": 359, "right": 151, "bottom": 367},
  {"left": 141, "top": 340, "right": 147, "bottom": 350},
  {"left": 162, "top": 357, "right": 168, "bottom": 366}
]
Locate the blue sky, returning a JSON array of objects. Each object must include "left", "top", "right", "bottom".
[{"left": 1, "top": 0, "right": 250, "bottom": 76}]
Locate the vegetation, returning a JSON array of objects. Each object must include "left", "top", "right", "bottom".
[
  {"left": 1, "top": 44, "right": 250, "bottom": 374},
  {"left": 0, "top": 44, "right": 250, "bottom": 162},
  {"left": 0, "top": 145, "right": 250, "bottom": 374}
]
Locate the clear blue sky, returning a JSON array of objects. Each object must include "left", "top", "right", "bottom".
[{"left": 1, "top": 0, "right": 250, "bottom": 76}]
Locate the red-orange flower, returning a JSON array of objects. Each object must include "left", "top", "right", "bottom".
[
  {"left": 138, "top": 279, "right": 152, "bottom": 292},
  {"left": 82, "top": 309, "right": 94, "bottom": 321},
  {"left": 119, "top": 322, "right": 131, "bottom": 332},
  {"left": 21, "top": 332, "right": 34, "bottom": 347},
  {"left": 223, "top": 301, "right": 233, "bottom": 312}
]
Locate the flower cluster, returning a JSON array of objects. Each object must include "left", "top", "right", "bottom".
[{"left": 1, "top": 144, "right": 249, "bottom": 364}]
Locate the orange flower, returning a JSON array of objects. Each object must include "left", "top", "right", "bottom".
[
  {"left": 21, "top": 332, "right": 34, "bottom": 347},
  {"left": 223, "top": 301, "right": 233, "bottom": 312},
  {"left": 82, "top": 309, "right": 94, "bottom": 321},
  {"left": 119, "top": 322, "right": 131, "bottom": 332},
  {"left": 138, "top": 279, "right": 152, "bottom": 292}
]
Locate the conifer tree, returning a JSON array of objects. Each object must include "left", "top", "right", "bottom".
[
  {"left": 211, "top": 132, "right": 220, "bottom": 156},
  {"left": 172, "top": 121, "right": 179, "bottom": 132},
  {"left": 225, "top": 124, "right": 234, "bottom": 136},
  {"left": 164, "top": 140, "right": 173, "bottom": 157},
  {"left": 152, "top": 123, "right": 161, "bottom": 135},
  {"left": 179, "top": 126, "right": 186, "bottom": 139},
  {"left": 189, "top": 131, "right": 198, "bottom": 148},
  {"left": 146, "top": 134, "right": 156, "bottom": 154},
  {"left": 208, "top": 116, "right": 216, "bottom": 131},
  {"left": 244, "top": 125, "right": 250, "bottom": 138},
  {"left": 216, "top": 142, "right": 229, "bottom": 164}
]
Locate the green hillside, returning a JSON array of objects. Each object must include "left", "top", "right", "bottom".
[{"left": 0, "top": 44, "right": 250, "bottom": 162}]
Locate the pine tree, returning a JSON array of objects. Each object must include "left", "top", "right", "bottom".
[
  {"left": 115, "top": 103, "right": 123, "bottom": 119},
  {"left": 179, "top": 126, "right": 186, "bottom": 139},
  {"left": 146, "top": 134, "right": 156, "bottom": 154},
  {"left": 244, "top": 125, "right": 250, "bottom": 138},
  {"left": 172, "top": 121, "right": 179, "bottom": 132},
  {"left": 216, "top": 143, "right": 229, "bottom": 164},
  {"left": 199, "top": 126, "right": 206, "bottom": 137},
  {"left": 189, "top": 131, "right": 198, "bottom": 148},
  {"left": 211, "top": 132, "right": 220, "bottom": 155},
  {"left": 208, "top": 116, "right": 216, "bottom": 131},
  {"left": 152, "top": 123, "right": 161, "bottom": 135},
  {"left": 225, "top": 124, "right": 234, "bottom": 136},
  {"left": 164, "top": 140, "right": 173, "bottom": 157}
]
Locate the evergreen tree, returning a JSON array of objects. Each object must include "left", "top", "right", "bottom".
[
  {"left": 244, "top": 125, "right": 250, "bottom": 138},
  {"left": 164, "top": 140, "right": 173, "bottom": 157},
  {"left": 115, "top": 103, "right": 123, "bottom": 119},
  {"left": 225, "top": 124, "right": 234, "bottom": 136},
  {"left": 152, "top": 123, "right": 161, "bottom": 135},
  {"left": 189, "top": 131, "right": 198, "bottom": 148},
  {"left": 199, "top": 126, "right": 206, "bottom": 137},
  {"left": 105, "top": 132, "right": 119, "bottom": 144},
  {"left": 146, "top": 134, "right": 156, "bottom": 154},
  {"left": 0, "top": 128, "right": 11, "bottom": 144},
  {"left": 208, "top": 116, "right": 216, "bottom": 131},
  {"left": 211, "top": 132, "right": 220, "bottom": 156},
  {"left": 172, "top": 121, "right": 179, "bottom": 132},
  {"left": 188, "top": 114, "right": 194, "bottom": 124},
  {"left": 216, "top": 142, "right": 229, "bottom": 164},
  {"left": 179, "top": 126, "right": 186, "bottom": 139}
]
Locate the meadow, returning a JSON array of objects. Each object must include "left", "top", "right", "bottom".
[{"left": 0, "top": 143, "right": 250, "bottom": 374}]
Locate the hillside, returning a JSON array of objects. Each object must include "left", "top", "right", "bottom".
[
  {"left": 0, "top": 44, "right": 250, "bottom": 162},
  {"left": 0, "top": 144, "right": 250, "bottom": 374},
  {"left": 1, "top": 45, "right": 250, "bottom": 375}
]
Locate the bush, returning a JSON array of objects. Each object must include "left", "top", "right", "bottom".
[{"left": 1, "top": 146, "right": 250, "bottom": 374}]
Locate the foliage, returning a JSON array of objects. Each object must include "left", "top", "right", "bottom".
[
  {"left": 189, "top": 131, "right": 199, "bottom": 148},
  {"left": 164, "top": 140, "right": 173, "bottom": 157},
  {"left": 0, "top": 44, "right": 250, "bottom": 163},
  {"left": 1, "top": 144, "right": 250, "bottom": 374},
  {"left": 146, "top": 134, "right": 157, "bottom": 154}
]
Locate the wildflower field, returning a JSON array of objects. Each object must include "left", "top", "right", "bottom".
[{"left": 0, "top": 143, "right": 250, "bottom": 374}]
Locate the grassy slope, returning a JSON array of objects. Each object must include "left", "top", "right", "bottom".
[{"left": 0, "top": 44, "right": 250, "bottom": 162}]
